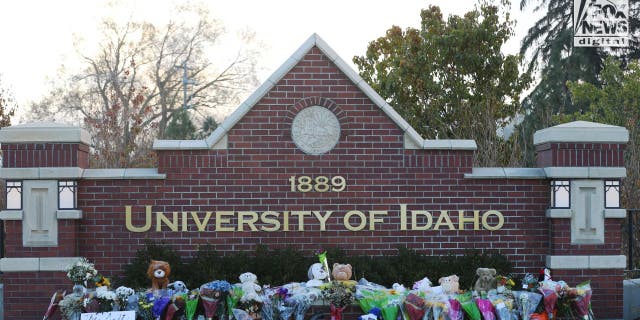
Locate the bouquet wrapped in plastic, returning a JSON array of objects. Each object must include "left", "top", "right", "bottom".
[
  {"left": 355, "top": 286, "right": 386, "bottom": 314},
  {"left": 426, "top": 295, "right": 449, "bottom": 320},
  {"left": 448, "top": 298, "right": 463, "bottom": 320},
  {"left": 573, "top": 281, "right": 592, "bottom": 320},
  {"left": 457, "top": 292, "right": 481, "bottom": 320},
  {"left": 184, "top": 290, "right": 200, "bottom": 320},
  {"left": 513, "top": 291, "right": 542, "bottom": 320},
  {"left": 538, "top": 281, "right": 558, "bottom": 320},
  {"left": 200, "top": 280, "right": 231, "bottom": 320},
  {"left": 476, "top": 298, "right": 495, "bottom": 320},
  {"left": 380, "top": 290, "right": 403, "bottom": 320},
  {"left": 487, "top": 293, "right": 513, "bottom": 320},
  {"left": 403, "top": 293, "right": 428, "bottom": 320},
  {"left": 322, "top": 281, "right": 355, "bottom": 320}
]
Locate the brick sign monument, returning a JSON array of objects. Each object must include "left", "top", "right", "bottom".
[{"left": 0, "top": 34, "right": 629, "bottom": 318}]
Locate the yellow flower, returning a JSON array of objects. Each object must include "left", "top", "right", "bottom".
[{"left": 95, "top": 276, "right": 111, "bottom": 288}]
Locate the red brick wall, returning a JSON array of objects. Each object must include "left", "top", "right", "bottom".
[
  {"left": 0, "top": 47, "right": 626, "bottom": 319},
  {"left": 3, "top": 272, "right": 68, "bottom": 319},
  {"left": 536, "top": 142, "right": 626, "bottom": 167},
  {"left": 1, "top": 143, "right": 89, "bottom": 168},
  {"left": 549, "top": 219, "right": 624, "bottom": 256},
  {"left": 3, "top": 220, "right": 78, "bottom": 257}
]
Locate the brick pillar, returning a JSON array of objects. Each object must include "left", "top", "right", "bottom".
[
  {"left": 534, "top": 121, "right": 628, "bottom": 318},
  {"left": 0, "top": 123, "right": 89, "bottom": 319}
]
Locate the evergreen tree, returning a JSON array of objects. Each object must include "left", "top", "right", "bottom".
[{"left": 165, "top": 108, "right": 197, "bottom": 139}]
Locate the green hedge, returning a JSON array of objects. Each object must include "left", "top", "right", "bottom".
[{"left": 119, "top": 241, "right": 512, "bottom": 291}]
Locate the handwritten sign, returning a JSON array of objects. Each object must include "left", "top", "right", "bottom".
[{"left": 80, "top": 311, "right": 135, "bottom": 320}]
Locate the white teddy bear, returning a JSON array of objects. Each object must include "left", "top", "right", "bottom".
[
  {"left": 306, "top": 263, "right": 329, "bottom": 287},
  {"left": 239, "top": 272, "right": 261, "bottom": 302}
]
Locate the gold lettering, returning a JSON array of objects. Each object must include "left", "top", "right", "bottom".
[
  {"left": 216, "top": 211, "right": 235, "bottom": 232},
  {"left": 369, "top": 211, "right": 387, "bottom": 231},
  {"left": 482, "top": 210, "right": 504, "bottom": 230},
  {"left": 238, "top": 211, "right": 259, "bottom": 231},
  {"left": 400, "top": 204, "right": 408, "bottom": 231},
  {"left": 125, "top": 206, "right": 152, "bottom": 232},
  {"left": 261, "top": 211, "right": 281, "bottom": 232},
  {"left": 434, "top": 211, "right": 455, "bottom": 230},
  {"left": 411, "top": 210, "right": 432, "bottom": 230},
  {"left": 312, "top": 211, "right": 333, "bottom": 231},
  {"left": 290, "top": 211, "right": 311, "bottom": 231},
  {"left": 181, "top": 212, "right": 188, "bottom": 231},
  {"left": 283, "top": 211, "right": 289, "bottom": 231},
  {"left": 458, "top": 210, "right": 480, "bottom": 230},
  {"left": 344, "top": 210, "right": 366, "bottom": 231},
  {"left": 192, "top": 212, "right": 212, "bottom": 231},
  {"left": 157, "top": 212, "right": 178, "bottom": 232}
]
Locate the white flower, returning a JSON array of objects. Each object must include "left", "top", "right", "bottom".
[
  {"left": 115, "top": 286, "right": 135, "bottom": 299},
  {"left": 96, "top": 287, "right": 117, "bottom": 301}
]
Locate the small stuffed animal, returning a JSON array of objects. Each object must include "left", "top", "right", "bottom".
[
  {"left": 332, "top": 263, "right": 352, "bottom": 281},
  {"left": 412, "top": 277, "right": 433, "bottom": 291},
  {"left": 439, "top": 275, "right": 460, "bottom": 295},
  {"left": 239, "top": 272, "right": 261, "bottom": 302},
  {"left": 147, "top": 260, "right": 171, "bottom": 290},
  {"left": 474, "top": 268, "right": 497, "bottom": 293},
  {"left": 306, "top": 263, "right": 329, "bottom": 287},
  {"left": 168, "top": 280, "right": 188, "bottom": 295}
]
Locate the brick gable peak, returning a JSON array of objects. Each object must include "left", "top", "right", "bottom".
[{"left": 153, "top": 33, "right": 476, "bottom": 151}]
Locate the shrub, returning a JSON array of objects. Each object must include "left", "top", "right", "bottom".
[{"left": 120, "top": 241, "right": 512, "bottom": 291}]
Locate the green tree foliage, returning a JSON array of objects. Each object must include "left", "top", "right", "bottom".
[
  {"left": 516, "top": 0, "right": 640, "bottom": 166},
  {"left": 562, "top": 57, "right": 640, "bottom": 209},
  {"left": 198, "top": 116, "right": 218, "bottom": 139},
  {"left": 353, "top": 0, "right": 530, "bottom": 166},
  {"left": 165, "top": 108, "right": 197, "bottom": 139}
]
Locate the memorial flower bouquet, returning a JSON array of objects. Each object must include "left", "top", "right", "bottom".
[
  {"left": 572, "top": 281, "right": 593, "bottom": 320},
  {"left": 94, "top": 286, "right": 118, "bottom": 312},
  {"left": 322, "top": 281, "right": 355, "bottom": 320},
  {"left": 379, "top": 289, "right": 404, "bottom": 320},
  {"left": 115, "top": 286, "right": 136, "bottom": 311},
  {"left": 262, "top": 286, "right": 294, "bottom": 320},
  {"left": 200, "top": 280, "right": 232, "bottom": 320},
  {"left": 448, "top": 298, "right": 463, "bottom": 320},
  {"left": 456, "top": 292, "right": 481, "bottom": 320},
  {"left": 58, "top": 293, "right": 84, "bottom": 319},
  {"left": 402, "top": 292, "right": 428, "bottom": 320},
  {"left": 513, "top": 291, "right": 542, "bottom": 320},
  {"left": 475, "top": 298, "right": 495, "bottom": 320},
  {"left": 539, "top": 281, "right": 559, "bottom": 320},
  {"left": 185, "top": 290, "right": 200, "bottom": 320},
  {"left": 487, "top": 293, "right": 514, "bottom": 320},
  {"left": 496, "top": 275, "right": 516, "bottom": 292},
  {"left": 66, "top": 257, "right": 98, "bottom": 285},
  {"left": 137, "top": 291, "right": 156, "bottom": 320},
  {"left": 287, "top": 285, "right": 317, "bottom": 320}
]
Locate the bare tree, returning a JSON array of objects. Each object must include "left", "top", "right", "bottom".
[{"left": 28, "top": 2, "right": 260, "bottom": 167}]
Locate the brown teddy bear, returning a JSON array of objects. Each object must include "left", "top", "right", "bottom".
[
  {"left": 331, "top": 263, "right": 352, "bottom": 281},
  {"left": 147, "top": 260, "right": 171, "bottom": 290},
  {"left": 474, "top": 267, "right": 497, "bottom": 293}
]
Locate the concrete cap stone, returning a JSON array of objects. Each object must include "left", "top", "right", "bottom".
[
  {"left": 534, "top": 121, "right": 628, "bottom": 145},
  {"left": 0, "top": 122, "right": 90, "bottom": 145}
]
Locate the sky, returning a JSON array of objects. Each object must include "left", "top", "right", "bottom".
[{"left": 0, "top": 0, "right": 541, "bottom": 124}]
